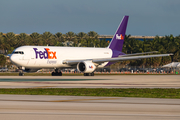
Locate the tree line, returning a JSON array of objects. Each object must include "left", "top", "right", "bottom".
[
  {"left": 120, "top": 34, "right": 180, "bottom": 68},
  {"left": 0, "top": 31, "right": 180, "bottom": 68},
  {"left": 0, "top": 31, "right": 108, "bottom": 54}
]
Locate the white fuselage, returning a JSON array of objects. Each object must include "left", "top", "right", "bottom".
[{"left": 10, "top": 46, "right": 113, "bottom": 69}]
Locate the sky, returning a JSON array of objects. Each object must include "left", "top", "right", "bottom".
[{"left": 1, "top": 0, "right": 180, "bottom": 36}]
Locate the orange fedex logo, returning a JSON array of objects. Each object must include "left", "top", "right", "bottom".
[
  {"left": 33, "top": 48, "right": 57, "bottom": 59},
  {"left": 89, "top": 66, "right": 93, "bottom": 69},
  {"left": 45, "top": 48, "right": 57, "bottom": 59}
]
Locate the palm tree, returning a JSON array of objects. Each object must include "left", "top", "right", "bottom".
[
  {"left": 16, "top": 33, "right": 30, "bottom": 47},
  {"left": 3, "top": 32, "right": 16, "bottom": 50},
  {"left": 0, "top": 32, "right": 7, "bottom": 54},
  {"left": 125, "top": 37, "right": 137, "bottom": 54},
  {"left": 88, "top": 31, "right": 98, "bottom": 39},
  {"left": 65, "top": 31, "right": 75, "bottom": 42},
  {"left": 42, "top": 32, "right": 54, "bottom": 46},
  {"left": 77, "top": 32, "right": 87, "bottom": 45},
  {"left": 54, "top": 32, "right": 64, "bottom": 42},
  {"left": 0, "top": 54, "right": 6, "bottom": 67},
  {"left": 166, "top": 34, "right": 179, "bottom": 62},
  {"left": 88, "top": 31, "right": 99, "bottom": 47},
  {"left": 77, "top": 32, "right": 87, "bottom": 39},
  {"left": 174, "top": 35, "right": 180, "bottom": 62},
  {"left": 99, "top": 39, "right": 109, "bottom": 48},
  {"left": 123, "top": 35, "right": 132, "bottom": 53},
  {"left": 154, "top": 36, "right": 166, "bottom": 53},
  {"left": 148, "top": 36, "right": 158, "bottom": 51},
  {"left": 30, "top": 32, "right": 42, "bottom": 45}
]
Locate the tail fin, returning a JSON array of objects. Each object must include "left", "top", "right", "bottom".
[{"left": 108, "top": 16, "right": 129, "bottom": 51}]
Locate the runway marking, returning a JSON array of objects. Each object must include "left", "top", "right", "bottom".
[
  {"left": 0, "top": 98, "right": 180, "bottom": 105},
  {"left": 0, "top": 79, "right": 106, "bottom": 82},
  {"left": 49, "top": 98, "right": 118, "bottom": 102},
  {"left": 33, "top": 86, "right": 56, "bottom": 88},
  {"left": 0, "top": 112, "right": 180, "bottom": 117},
  {"left": 10, "top": 81, "right": 147, "bottom": 86},
  {"left": 0, "top": 98, "right": 118, "bottom": 103}
]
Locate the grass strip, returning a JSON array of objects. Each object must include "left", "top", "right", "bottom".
[{"left": 0, "top": 88, "right": 180, "bottom": 99}]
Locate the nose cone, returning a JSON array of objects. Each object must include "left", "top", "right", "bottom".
[{"left": 10, "top": 54, "right": 17, "bottom": 65}]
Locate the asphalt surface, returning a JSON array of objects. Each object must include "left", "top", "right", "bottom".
[
  {"left": 0, "top": 95, "right": 180, "bottom": 120},
  {"left": 0, "top": 75, "right": 180, "bottom": 120},
  {"left": 0, "top": 75, "right": 179, "bottom": 88}
]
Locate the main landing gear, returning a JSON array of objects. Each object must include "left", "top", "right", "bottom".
[
  {"left": 51, "top": 68, "right": 62, "bottom": 76},
  {"left": 18, "top": 67, "right": 24, "bottom": 76},
  {"left": 84, "top": 72, "right": 94, "bottom": 76}
]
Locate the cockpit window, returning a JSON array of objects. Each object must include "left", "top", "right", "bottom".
[{"left": 13, "top": 51, "right": 24, "bottom": 54}]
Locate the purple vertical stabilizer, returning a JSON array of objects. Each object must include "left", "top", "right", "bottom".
[
  {"left": 108, "top": 16, "right": 129, "bottom": 52},
  {"left": 105, "top": 16, "right": 129, "bottom": 67}
]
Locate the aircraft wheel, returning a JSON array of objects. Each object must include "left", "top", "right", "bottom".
[
  {"left": 52, "top": 71, "right": 62, "bottom": 76},
  {"left": 84, "top": 73, "right": 94, "bottom": 76},
  {"left": 51, "top": 72, "right": 55, "bottom": 76},
  {"left": 19, "top": 69, "right": 24, "bottom": 76},
  {"left": 19, "top": 73, "right": 24, "bottom": 76},
  {"left": 91, "top": 72, "right": 94, "bottom": 76},
  {"left": 84, "top": 73, "right": 88, "bottom": 76},
  {"left": 58, "top": 72, "right": 62, "bottom": 76}
]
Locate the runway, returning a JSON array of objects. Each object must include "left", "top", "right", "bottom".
[
  {"left": 0, "top": 95, "right": 180, "bottom": 120},
  {"left": 0, "top": 76, "right": 180, "bottom": 120},
  {"left": 0, "top": 75, "right": 179, "bottom": 88}
]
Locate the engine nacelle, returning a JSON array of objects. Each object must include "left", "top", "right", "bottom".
[{"left": 77, "top": 61, "right": 96, "bottom": 73}]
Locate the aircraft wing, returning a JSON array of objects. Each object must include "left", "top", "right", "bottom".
[
  {"left": 118, "top": 51, "right": 158, "bottom": 57},
  {"left": 63, "top": 53, "right": 172, "bottom": 65}
]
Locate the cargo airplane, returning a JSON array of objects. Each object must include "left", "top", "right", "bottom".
[{"left": 10, "top": 16, "right": 172, "bottom": 76}]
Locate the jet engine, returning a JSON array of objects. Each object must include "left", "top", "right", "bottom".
[{"left": 77, "top": 61, "right": 96, "bottom": 73}]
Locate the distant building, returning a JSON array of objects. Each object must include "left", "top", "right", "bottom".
[{"left": 99, "top": 35, "right": 163, "bottom": 42}]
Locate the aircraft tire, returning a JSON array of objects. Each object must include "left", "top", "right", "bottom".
[
  {"left": 84, "top": 73, "right": 88, "bottom": 76},
  {"left": 52, "top": 72, "right": 62, "bottom": 76},
  {"left": 51, "top": 72, "right": 55, "bottom": 76},
  {"left": 84, "top": 73, "right": 94, "bottom": 76},
  {"left": 19, "top": 73, "right": 24, "bottom": 76},
  {"left": 58, "top": 72, "right": 62, "bottom": 76}
]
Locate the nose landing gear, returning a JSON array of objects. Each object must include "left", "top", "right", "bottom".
[{"left": 18, "top": 67, "right": 24, "bottom": 76}]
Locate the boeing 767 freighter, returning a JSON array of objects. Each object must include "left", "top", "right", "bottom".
[{"left": 10, "top": 16, "right": 172, "bottom": 76}]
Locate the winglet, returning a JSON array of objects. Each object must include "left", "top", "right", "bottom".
[{"left": 108, "top": 16, "right": 129, "bottom": 51}]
